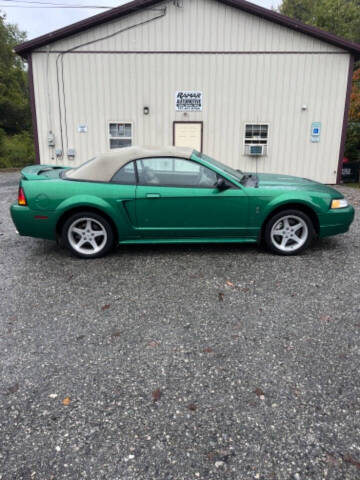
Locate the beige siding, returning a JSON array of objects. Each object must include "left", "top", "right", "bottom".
[
  {"left": 31, "top": 0, "right": 350, "bottom": 184},
  {"left": 42, "top": 0, "right": 344, "bottom": 53}
]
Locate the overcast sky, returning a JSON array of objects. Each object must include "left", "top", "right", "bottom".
[{"left": 1, "top": 0, "right": 281, "bottom": 40}]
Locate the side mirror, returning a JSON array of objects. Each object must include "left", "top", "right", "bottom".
[{"left": 216, "top": 177, "right": 228, "bottom": 190}]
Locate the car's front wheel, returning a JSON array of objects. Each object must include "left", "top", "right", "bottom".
[
  {"left": 264, "top": 209, "right": 315, "bottom": 255},
  {"left": 62, "top": 211, "right": 115, "bottom": 258}
]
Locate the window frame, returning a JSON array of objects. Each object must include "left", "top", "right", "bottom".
[
  {"left": 243, "top": 123, "right": 269, "bottom": 156},
  {"left": 108, "top": 121, "right": 133, "bottom": 151}
]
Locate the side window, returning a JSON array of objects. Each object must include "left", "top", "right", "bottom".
[
  {"left": 112, "top": 161, "right": 136, "bottom": 185},
  {"left": 136, "top": 157, "right": 218, "bottom": 188},
  {"left": 109, "top": 122, "right": 132, "bottom": 149}
]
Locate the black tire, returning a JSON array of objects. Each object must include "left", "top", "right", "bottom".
[
  {"left": 264, "top": 209, "right": 315, "bottom": 256},
  {"left": 62, "top": 211, "right": 115, "bottom": 259}
]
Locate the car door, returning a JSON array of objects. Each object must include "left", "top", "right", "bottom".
[
  {"left": 134, "top": 157, "right": 249, "bottom": 239},
  {"left": 109, "top": 160, "right": 138, "bottom": 239}
]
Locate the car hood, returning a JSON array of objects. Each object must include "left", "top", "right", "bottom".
[{"left": 254, "top": 173, "right": 342, "bottom": 196}]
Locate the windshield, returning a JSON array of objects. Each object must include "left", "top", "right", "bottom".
[{"left": 194, "top": 151, "right": 243, "bottom": 182}]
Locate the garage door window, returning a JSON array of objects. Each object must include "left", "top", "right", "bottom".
[
  {"left": 109, "top": 122, "right": 132, "bottom": 149},
  {"left": 244, "top": 124, "right": 268, "bottom": 155}
]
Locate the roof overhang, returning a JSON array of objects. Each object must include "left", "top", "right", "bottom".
[{"left": 15, "top": 0, "right": 360, "bottom": 59}]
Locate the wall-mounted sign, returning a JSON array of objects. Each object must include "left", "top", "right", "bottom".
[
  {"left": 175, "top": 91, "right": 203, "bottom": 112},
  {"left": 78, "top": 124, "right": 88, "bottom": 133},
  {"left": 311, "top": 122, "right": 321, "bottom": 143}
]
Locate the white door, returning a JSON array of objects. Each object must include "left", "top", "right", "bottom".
[{"left": 173, "top": 122, "right": 203, "bottom": 152}]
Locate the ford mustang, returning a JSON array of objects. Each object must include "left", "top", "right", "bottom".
[{"left": 10, "top": 146, "right": 354, "bottom": 258}]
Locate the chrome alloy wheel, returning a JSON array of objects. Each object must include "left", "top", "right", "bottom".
[
  {"left": 270, "top": 215, "right": 309, "bottom": 253},
  {"left": 67, "top": 217, "right": 107, "bottom": 255}
]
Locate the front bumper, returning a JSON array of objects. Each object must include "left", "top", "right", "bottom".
[
  {"left": 10, "top": 204, "right": 57, "bottom": 241},
  {"left": 318, "top": 205, "right": 355, "bottom": 238}
]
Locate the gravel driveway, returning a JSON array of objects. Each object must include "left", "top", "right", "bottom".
[{"left": 1, "top": 171, "right": 360, "bottom": 480}]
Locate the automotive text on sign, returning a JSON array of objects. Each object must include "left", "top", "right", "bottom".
[{"left": 175, "top": 91, "right": 203, "bottom": 112}]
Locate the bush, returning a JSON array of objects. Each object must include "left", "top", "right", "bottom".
[
  {"left": 345, "top": 122, "right": 360, "bottom": 162},
  {"left": 0, "top": 129, "right": 35, "bottom": 168}
]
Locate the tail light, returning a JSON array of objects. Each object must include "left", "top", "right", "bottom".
[{"left": 18, "top": 186, "right": 27, "bottom": 206}]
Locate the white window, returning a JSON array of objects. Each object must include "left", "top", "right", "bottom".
[
  {"left": 244, "top": 124, "right": 269, "bottom": 155},
  {"left": 109, "top": 122, "right": 132, "bottom": 149}
]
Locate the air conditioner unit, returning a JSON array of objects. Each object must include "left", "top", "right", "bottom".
[{"left": 249, "top": 144, "right": 265, "bottom": 156}]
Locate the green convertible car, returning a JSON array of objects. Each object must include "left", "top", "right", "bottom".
[{"left": 10, "top": 146, "right": 354, "bottom": 258}]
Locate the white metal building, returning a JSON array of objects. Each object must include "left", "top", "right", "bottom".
[{"left": 16, "top": 0, "right": 360, "bottom": 183}]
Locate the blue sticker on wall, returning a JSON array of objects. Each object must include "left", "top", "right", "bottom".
[{"left": 311, "top": 122, "right": 321, "bottom": 143}]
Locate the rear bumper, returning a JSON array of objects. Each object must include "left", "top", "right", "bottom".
[
  {"left": 318, "top": 205, "right": 355, "bottom": 238},
  {"left": 10, "top": 204, "right": 57, "bottom": 240}
]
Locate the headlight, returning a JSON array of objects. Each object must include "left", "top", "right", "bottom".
[{"left": 331, "top": 199, "right": 348, "bottom": 209}]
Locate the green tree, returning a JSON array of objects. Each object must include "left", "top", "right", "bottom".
[
  {"left": 278, "top": 0, "right": 314, "bottom": 25},
  {"left": 345, "top": 123, "right": 360, "bottom": 159},
  {"left": 0, "top": 12, "right": 34, "bottom": 167},
  {"left": 279, "top": 0, "right": 360, "bottom": 43},
  {"left": 0, "top": 12, "right": 30, "bottom": 134}
]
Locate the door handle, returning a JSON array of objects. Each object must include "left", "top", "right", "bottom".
[{"left": 146, "top": 193, "right": 161, "bottom": 199}]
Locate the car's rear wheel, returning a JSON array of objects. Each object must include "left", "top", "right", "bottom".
[
  {"left": 264, "top": 209, "right": 315, "bottom": 255},
  {"left": 62, "top": 211, "right": 114, "bottom": 259}
]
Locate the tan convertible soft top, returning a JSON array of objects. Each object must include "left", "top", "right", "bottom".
[{"left": 65, "top": 146, "right": 194, "bottom": 182}]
